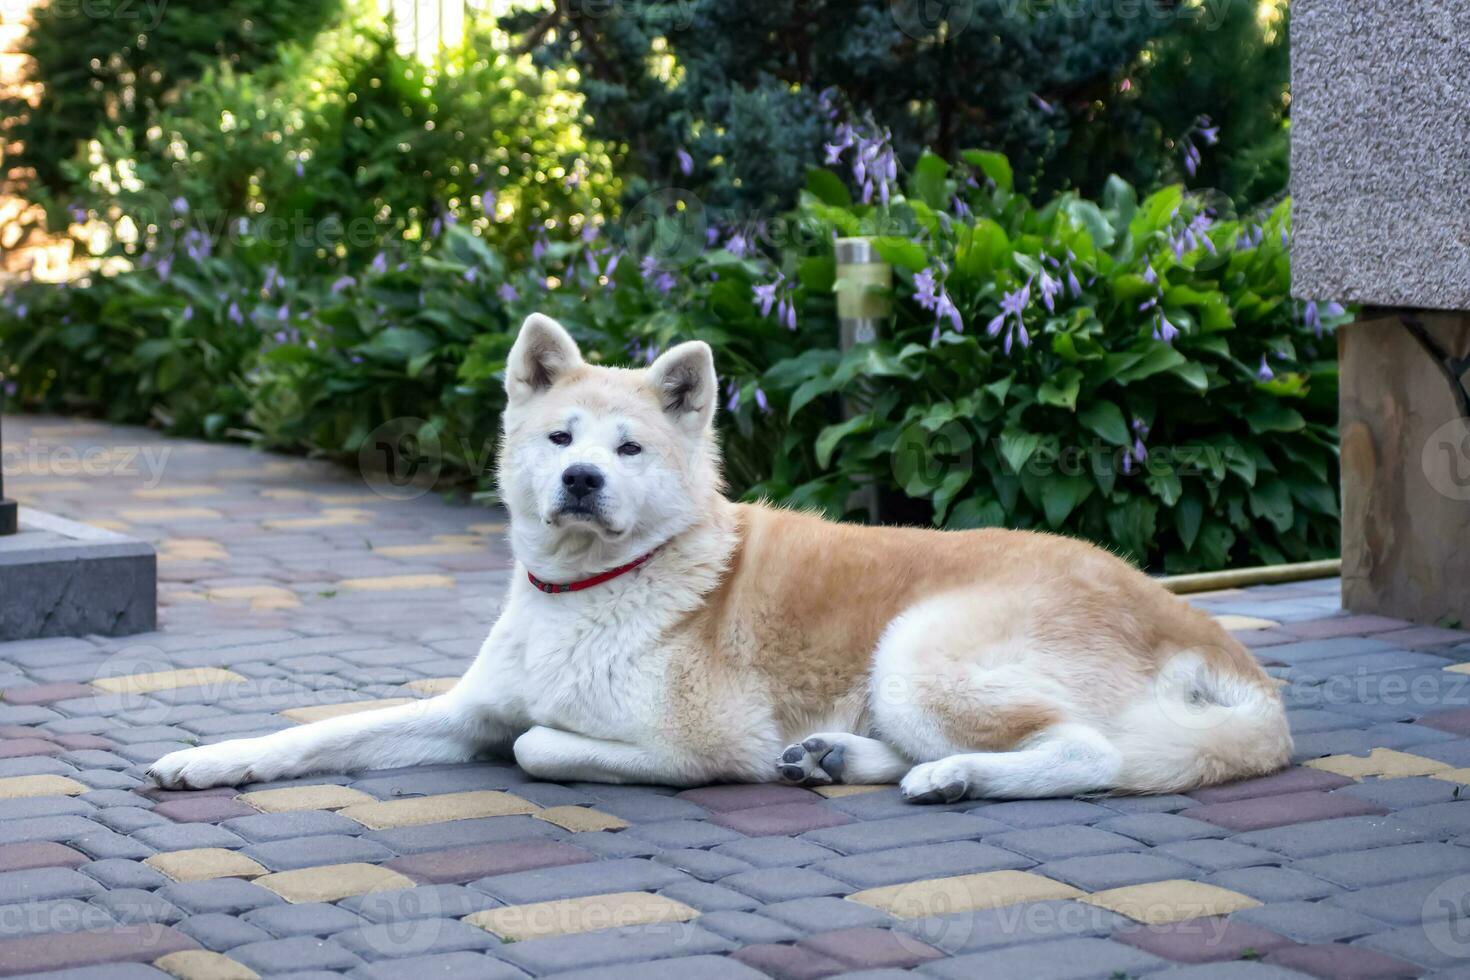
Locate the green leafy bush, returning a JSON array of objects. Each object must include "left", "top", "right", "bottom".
[{"left": 0, "top": 147, "right": 1342, "bottom": 572}]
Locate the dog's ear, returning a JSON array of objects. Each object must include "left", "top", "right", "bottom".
[
  {"left": 647, "top": 341, "right": 717, "bottom": 433},
  {"left": 506, "top": 314, "right": 583, "bottom": 404}
]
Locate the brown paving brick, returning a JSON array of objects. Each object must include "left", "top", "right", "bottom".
[
  {"left": 465, "top": 890, "right": 698, "bottom": 941},
  {"left": 52, "top": 733, "right": 114, "bottom": 751},
  {"left": 1113, "top": 915, "right": 1296, "bottom": 963},
  {"left": 0, "top": 841, "right": 88, "bottom": 872},
  {"left": 1239, "top": 630, "right": 1296, "bottom": 648},
  {"left": 144, "top": 787, "right": 240, "bottom": 803},
  {"left": 154, "top": 949, "right": 260, "bottom": 980},
  {"left": 0, "top": 774, "right": 88, "bottom": 799},
  {"left": 1189, "top": 768, "right": 1356, "bottom": 804},
  {"left": 801, "top": 926, "right": 943, "bottom": 969},
  {"left": 711, "top": 802, "right": 853, "bottom": 836},
  {"left": 0, "top": 738, "right": 62, "bottom": 759},
  {"left": 386, "top": 839, "right": 593, "bottom": 884},
  {"left": 1266, "top": 942, "right": 1421, "bottom": 978},
  {"left": 1375, "top": 626, "right": 1470, "bottom": 648},
  {"left": 1416, "top": 708, "right": 1470, "bottom": 737},
  {"left": 1082, "top": 880, "right": 1259, "bottom": 924},
  {"left": 732, "top": 942, "right": 845, "bottom": 979},
  {"left": 0, "top": 682, "right": 96, "bottom": 706},
  {"left": 1283, "top": 615, "right": 1409, "bottom": 639},
  {"left": 0, "top": 925, "right": 199, "bottom": 976},
  {"left": 153, "top": 797, "right": 260, "bottom": 823},
  {"left": 1187, "top": 791, "right": 1388, "bottom": 832},
  {"left": 678, "top": 784, "right": 822, "bottom": 812}
]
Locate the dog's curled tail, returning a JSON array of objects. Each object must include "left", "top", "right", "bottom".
[{"left": 1109, "top": 650, "right": 1292, "bottom": 795}]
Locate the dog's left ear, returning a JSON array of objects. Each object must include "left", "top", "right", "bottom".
[
  {"left": 647, "top": 341, "right": 717, "bottom": 433},
  {"left": 506, "top": 313, "right": 583, "bottom": 404}
]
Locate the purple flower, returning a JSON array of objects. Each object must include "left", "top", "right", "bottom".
[
  {"left": 15, "top": 303, "right": 27, "bottom": 319},
  {"left": 951, "top": 195, "right": 971, "bottom": 219},
  {"left": 1039, "top": 270, "right": 1062, "bottom": 313},
  {"left": 752, "top": 275, "right": 784, "bottom": 317},
  {"left": 369, "top": 252, "right": 388, "bottom": 275},
  {"left": 725, "top": 380, "right": 741, "bottom": 412},
  {"left": 463, "top": 267, "right": 479, "bottom": 284},
  {"left": 913, "top": 268, "right": 941, "bottom": 311},
  {"left": 497, "top": 283, "right": 519, "bottom": 303},
  {"left": 778, "top": 297, "right": 797, "bottom": 331},
  {"left": 676, "top": 148, "right": 693, "bottom": 176},
  {"left": 295, "top": 160, "right": 305, "bottom": 178},
  {"left": 1143, "top": 264, "right": 1157, "bottom": 284},
  {"left": 155, "top": 254, "right": 173, "bottom": 282},
  {"left": 1303, "top": 301, "right": 1322, "bottom": 336},
  {"left": 330, "top": 275, "right": 355, "bottom": 294},
  {"left": 986, "top": 279, "right": 1032, "bottom": 354},
  {"left": 1031, "top": 94, "right": 1055, "bottom": 115},
  {"left": 1066, "top": 267, "right": 1082, "bottom": 298},
  {"left": 171, "top": 197, "right": 188, "bottom": 215},
  {"left": 276, "top": 304, "right": 289, "bottom": 322},
  {"left": 935, "top": 292, "right": 963, "bottom": 333},
  {"left": 652, "top": 272, "right": 676, "bottom": 294},
  {"left": 227, "top": 301, "right": 243, "bottom": 325},
  {"left": 532, "top": 237, "right": 548, "bottom": 261},
  {"left": 823, "top": 142, "right": 846, "bottom": 165},
  {"left": 1257, "top": 355, "right": 1275, "bottom": 381},
  {"left": 725, "top": 232, "right": 750, "bottom": 257},
  {"left": 754, "top": 387, "right": 770, "bottom": 413},
  {"left": 1153, "top": 310, "right": 1180, "bottom": 344},
  {"left": 182, "top": 304, "right": 193, "bottom": 322}
]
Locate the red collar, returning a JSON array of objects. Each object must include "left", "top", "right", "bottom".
[{"left": 526, "top": 551, "right": 656, "bottom": 594}]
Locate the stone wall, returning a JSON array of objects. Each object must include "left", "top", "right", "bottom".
[{"left": 1291, "top": 0, "right": 1470, "bottom": 311}]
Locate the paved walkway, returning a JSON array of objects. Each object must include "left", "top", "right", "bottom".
[{"left": 2, "top": 415, "right": 1470, "bottom": 979}]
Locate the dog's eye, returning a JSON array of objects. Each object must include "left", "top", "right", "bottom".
[
  {"left": 618, "top": 442, "right": 642, "bottom": 457},
  {"left": 549, "top": 431, "right": 572, "bottom": 447}
]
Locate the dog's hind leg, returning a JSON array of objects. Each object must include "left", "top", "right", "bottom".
[
  {"left": 775, "top": 733, "right": 911, "bottom": 786},
  {"left": 900, "top": 723, "right": 1121, "bottom": 802}
]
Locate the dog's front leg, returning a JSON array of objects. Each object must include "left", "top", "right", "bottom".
[{"left": 513, "top": 726, "right": 704, "bottom": 787}]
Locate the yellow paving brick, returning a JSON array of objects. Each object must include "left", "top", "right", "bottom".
[
  {"left": 159, "top": 539, "right": 229, "bottom": 562},
  {"left": 376, "top": 541, "right": 482, "bottom": 558},
  {"left": 219, "top": 462, "right": 307, "bottom": 480},
  {"left": 133, "top": 486, "right": 222, "bottom": 499},
  {"left": 0, "top": 774, "right": 87, "bottom": 799},
  {"left": 1303, "top": 748, "right": 1452, "bottom": 780},
  {"left": 11, "top": 480, "right": 85, "bottom": 494},
  {"left": 812, "top": 784, "right": 891, "bottom": 798},
  {"left": 120, "top": 507, "right": 222, "bottom": 521},
  {"left": 846, "top": 870, "right": 1082, "bottom": 919},
  {"left": 1431, "top": 768, "right": 1470, "bottom": 786},
  {"left": 262, "top": 508, "right": 372, "bottom": 530},
  {"left": 1445, "top": 663, "right": 1470, "bottom": 675},
  {"left": 144, "top": 848, "right": 267, "bottom": 883},
  {"left": 1213, "top": 615, "right": 1280, "bottom": 631},
  {"left": 155, "top": 950, "right": 259, "bottom": 980},
  {"left": 339, "top": 574, "right": 455, "bottom": 592},
  {"left": 466, "top": 522, "right": 506, "bottom": 535},
  {"left": 85, "top": 518, "right": 132, "bottom": 532},
  {"left": 254, "top": 862, "right": 416, "bottom": 903},
  {"left": 280, "top": 698, "right": 415, "bottom": 724},
  {"left": 237, "top": 784, "right": 376, "bottom": 813},
  {"left": 465, "top": 891, "right": 698, "bottom": 941},
  {"left": 339, "top": 790, "right": 539, "bottom": 830},
  {"left": 93, "top": 667, "right": 246, "bottom": 695},
  {"left": 1081, "top": 880, "right": 1260, "bottom": 924},
  {"left": 205, "top": 585, "right": 300, "bottom": 611},
  {"left": 404, "top": 678, "right": 458, "bottom": 696},
  {"left": 533, "top": 806, "right": 630, "bottom": 833}
]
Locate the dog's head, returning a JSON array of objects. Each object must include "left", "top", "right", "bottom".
[{"left": 498, "top": 314, "right": 723, "bottom": 567}]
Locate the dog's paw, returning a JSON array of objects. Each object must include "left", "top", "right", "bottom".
[
  {"left": 147, "top": 742, "right": 259, "bottom": 790},
  {"left": 901, "top": 759, "right": 973, "bottom": 804},
  {"left": 776, "top": 735, "right": 847, "bottom": 786}
]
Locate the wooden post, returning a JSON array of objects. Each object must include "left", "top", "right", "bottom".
[{"left": 1339, "top": 310, "right": 1470, "bottom": 626}]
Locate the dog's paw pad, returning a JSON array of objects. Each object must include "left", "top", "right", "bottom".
[
  {"left": 901, "top": 761, "right": 972, "bottom": 804},
  {"left": 775, "top": 736, "right": 846, "bottom": 786}
]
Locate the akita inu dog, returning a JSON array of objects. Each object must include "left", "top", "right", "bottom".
[{"left": 150, "top": 314, "right": 1291, "bottom": 801}]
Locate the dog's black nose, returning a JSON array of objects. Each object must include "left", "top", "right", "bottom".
[{"left": 561, "top": 464, "right": 605, "bottom": 499}]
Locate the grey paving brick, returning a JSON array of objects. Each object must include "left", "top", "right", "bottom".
[
  {"left": 1233, "top": 900, "right": 1388, "bottom": 942},
  {"left": 364, "top": 815, "right": 560, "bottom": 854},
  {"left": 1037, "top": 851, "right": 1197, "bottom": 891},
  {"left": 340, "top": 884, "right": 500, "bottom": 922},
  {"left": 657, "top": 880, "right": 760, "bottom": 912},
  {"left": 800, "top": 812, "right": 1006, "bottom": 855},
  {"left": 1233, "top": 816, "right": 1432, "bottom": 859},
  {"left": 1203, "top": 865, "right": 1341, "bottom": 902},
  {"left": 712, "top": 836, "right": 837, "bottom": 869},
  {"left": 78, "top": 859, "right": 169, "bottom": 890},
  {"left": 129, "top": 822, "right": 243, "bottom": 852},
  {"left": 976, "top": 800, "right": 1114, "bottom": 828},
  {"left": 349, "top": 766, "right": 528, "bottom": 798},
  {"left": 1291, "top": 842, "right": 1470, "bottom": 889},
  {"left": 1144, "top": 964, "right": 1325, "bottom": 979},
  {"left": 1094, "top": 812, "right": 1228, "bottom": 845},
  {"left": 0, "top": 867, "right": 104, "bottom": 903},
  {"left": 987, "top": 825, "right": 1139, "bottom": 861},
  {"left": 547, "top": 954, "right": 767, "bottom": 980},
  {"left": 1094, "top": 793, "right": 1199, "bottom": 814},
  {"left": 221, "top": 808, "right": 367, "bottom": 842},
  {"left": 89, "top": 887, "right": 183, "bottom": 925},
  {"left": 1336, "top": 776, "right": 1463, "bottom": 810},
  {"left": 651, "top": 848, "right": 753, "bottom": 882},
  {"left": 1354, "top": 927, "right": 1467, "bottom": 971},
  {"left": 1328, "top": 872, "right": 1470, "bottom": 927},
  {"left": 815, "top": 841, "right": 1032, "bottom": 889},
  {"left": 622, "top": 819, "right": 744, "bottom": 849},
  {"left": 243, "top": 833, "right": 395, "bottom": 871},
  {"left": 158, "top": 878, "right": 285, "bottom": 915},
  {"left": 333, "top": 918, "right": 500, "bottom": 960},
  {"left": 0, "top": 897, "right": 115, "bottom": 938},
  {"left": 697, "top": 909, "right": 803, "bottom": 944},
  {"left": 1395, "top": 801, "right": 1470, "bottom": 836},
  {"left": 471, "top": 857, "right": 688, "bottom": 904},
  {"left": 1155, "top": 839, "right": 1282, "bottom": 872},
  {"left": 720, "top": 867, "right": 849, "bottom": 902},
  {"left": 897, "top": 899, "right": 1128, "bottom": 955},
  {"left": 244, "top": 901, "right": 368, "bottom": 938},
  {"left": 758, "top": 896, "right": 895, "bottom": 931},
  {"left": 93, "top": 809, "right": 167, "bottom": 834},
  {"left": 231, "top": 936, "right": 366, "bottom": 972},
  {"left": 174, "top": 912, "right": 275, "bottom": 951},
  {"left": 919, "top": 935, "right": 1165, "bottom": 980},
  {"left": 351, "top": 951, "right": 527, "bottom": 980},
  {"left": 490, "top": 922, "right": 732, "bottom": 974},
  {"left": 562, "top": 830, "right": 659, "bottom": 859},
  {"left": 591, "top": 794, "right": 712, "bottom": 823},
  {"left": 0, "top": 815, "right": 102, "bottom": 846}
]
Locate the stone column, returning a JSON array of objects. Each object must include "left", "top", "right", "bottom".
[{"left": 1292, "top": 0, "right": 1470, "bottom": 625}]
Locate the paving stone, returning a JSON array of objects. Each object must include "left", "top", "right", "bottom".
[
  {"left": 698, "top": 909, "right": 804, "bottom": 944},
  {"left": 131, "top": 824, "right": 245, "bottom": 853},
  {"left": 81, "top": 858, "right": 171, "bottom": 890},
  {"left": 1233, "top": 901, "right": 1388, "bottom": 942},
  {"left": 0, "top": 924, "right": 198, "bottom": 974},
  {"left": 760, "top": 895, "right": 897, "bottom": 931},
  {"left": 334, "top": 917, "right": 501, "bottom": 960},
  {"left": 339, "top": 790, "right": 538, "bottom": 829},
  {"left": 1080, "top": 880, "right": 1259, "bottom": 925},
  {"left": 730, "top": 941, "right": 844, "bottom": 978},
  {"left": 1358, "top": 924, "right": 1470, "bottom": 970},
  {"left": 1094, "top": 812, "right": 1230, "bottom": 845},
  {"left": 467, "top": 890, "right": 698, "bottom": 941},
  {"left": 1189, "top": 768, "right": 1356, "bottom": 804},
  {"left": 1188, "top": 791, "right": 1389, "bottom": 831},
  {"left": 651, "top": 847, "right": 753, "bottom": 882},
  {"left": 91, "top": 887, "right": 185, "bottom": 925},
  {"left": 988, "top": 825, "right": 1140, "bottom": 861},
  {"left": 152, "top": 798, "right": 258, "bottom": 824},
  {"left": 710, "top": 802, "right": 852, "bottom": 837},
  {"left": 1233, "top": 816, "right": 1433, "bottom": 859},
  {"left": 385, "top": 839, "right": 592, "bottom": 885},
  {"left": 919, "top": 935, "right": 1166, "bottom": 980},
  {"left": 804, "top": 925, "right": 945, "bottom": 970},
  {"left": 720, "top": 867, "right": 850, "bottom": 902},
  {"left": 974, "top": 799, "right": 1114, "bottom": 827},
  {"left": 145, "top": 849, "right": 267, "bottom": 883},
  {"left": 799, "top": 812, "right": 1006, "bottom": 855},
  {"left": 563, "top": 830, "right": 660, "bottom": 859},
  {"left": 234, "top": 785, "right": 374, "bottom": 813},
  {"left": 220, "top": 809, "right": 367, "bottom": 843},
  {"left": 1265, "top": 942, "right": 1420, "bottom": 979},
  {"left": 846, "top": 869, "right": 1081, "bottom": 919},
  {"left": 533, "top": 805, "right": 628, "bottom": 832},
  {"left": 158, "top": 879, "right": 285, "bottom": 916},
  {"left": 351, "top": 950, "right": 526, "bottom": 980},
  {"left": 1155, "top": 839, "right": 1281, "bottom": 872},
  {"left": 1335, "top": 775, "right": 1463, "bottom": 810},
  {"left": 0, "top": 866, "right": 105, "bottom": 903},
  {"left": 1305, "top": 747, "right": 1452, "bottom": 780},
  {"left": 153, "top": 949, "right": 259, "bottom": 980},
  {"left": 1292, "top": 842, "right": 1470, "bottom": 889},
  {"left": 676, "top": 784, "right": 819, "bottom": 811},
  {"left": 654, "top": 880, "right": 755, "bottom": 913},
  {"left": 242, "top": 901, "right": 367, "bottom": 938},
  {"left": 1113, "top": 915, "right": 1295, "bottom": 964},
  {"left": 242, "top": 834, "right": 394, "bottom": 872},
  {"left": 815, "top": 841, "right": 1034, "bottom": 889},
  {"left": 229, "top": 936, "right": 364, "bottom": 973},
  {"left": 622, "top": 819, "right": 744, "bottom": 849},
  {"left": 0, "top": 815, "right": 124, "bottom": 847},
  {"left": 1203, "top": 866, "right": 1341, "bottom": 902},
  {"left": 488, "top": 923, "right": 732, "bottom": 974},
  {"left": 472, "top": 857, "right": 688, "bottom": 905},
  {"left": 0, "top": 840, "right": 89, "bottom": 872},
  {"left": 340, "top": 884, "right": 500, "bottom": 923},
  {"left": 253, "top": 862, "right": 415, "bottom": 903},
  {"left": 713, "top": 836, "right": 837, "bottom": 869},
  {"left": 364, "top": 814, "right": 561, "bottom": 855},
  {"left": 1039, "top": 851, "right": 1198, "bottom": 891},
  {"left": 0, "top": 774, "right": 89, "bottom": 799}
]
